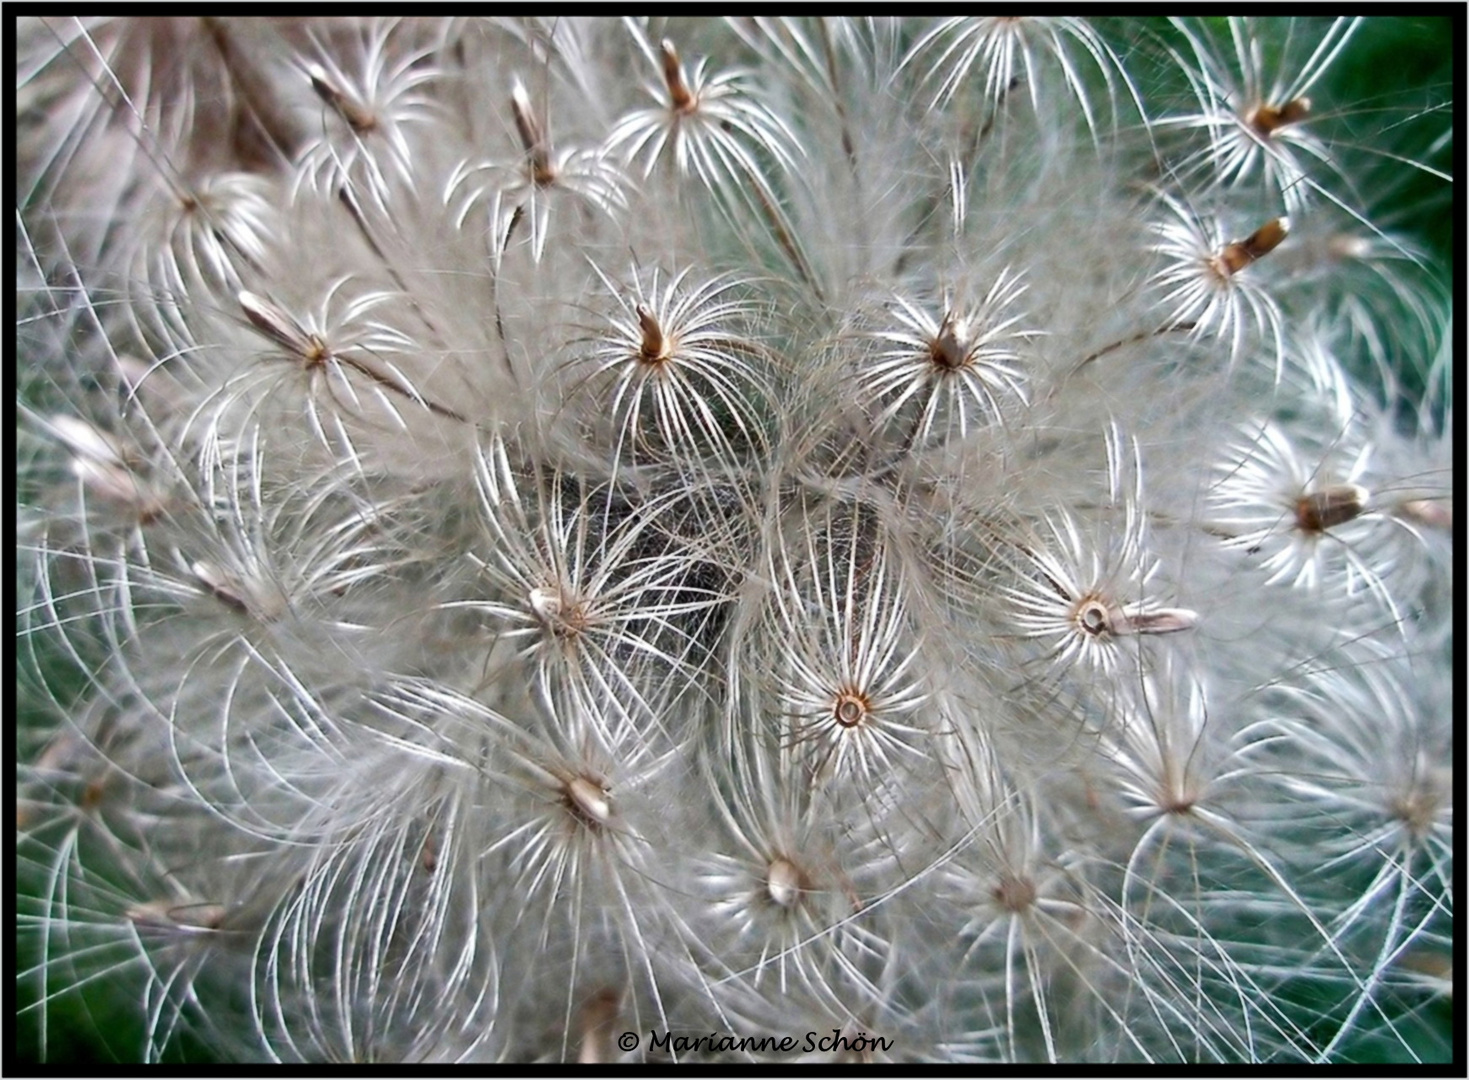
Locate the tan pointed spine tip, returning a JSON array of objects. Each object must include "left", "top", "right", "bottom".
[
  {"left": 127, "top": 901, "right": 227, "bottom": 931},
  {"left": 1398, "top": 498, "right": 1451, "bottom": 531},
  {"left": 1248, "top": 97, "right": 1311, "bottom": 138},
  {"left": 511, "top": 80, "right": 555, "bottom": 186},
  {"left": 1296, "top": 483, "right": 1368, "bottom": 532},
  {"left": 307, "top": 62, "right": 376, "bottom": 133},
  {"left": 1216, "top": 217, "right": 1290, "bottom": 276},
  {"left": 992, "top": 872, "right": 1037, "bottom": 913},
  {"left": 636, "top": 304, "right": 670, "bottom": 364},
  {"left": 931, "top": 312, "right": 972, "bottom": 371},
  {"left": 566, "top": 776, "right": 612, "bottom": 828},
  {"left": 766, "top": 857, "right": 804, "bottom": 908},
  {"left": 1117, "top": 606, "right": 1199, "bottom": 636},
  {"left": 191, "top": 560, "right": 251, "bottom": 614},
  {"left": 660, "top": 40, "right": 696, "bottom": 113},
  {"left": 239, "top": 291, "right": 329, "bottom": 364}
]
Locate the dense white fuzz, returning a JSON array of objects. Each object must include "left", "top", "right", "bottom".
[
  {"left": 570, "top": 266, "right": 771, "bottom": 474},
  {"left": 760, "top": 504, "right": 932, "bottom": 793},
  {"left": 1148, "top": 191, "right": 1287, "bottom": 368},
  {"left": 16, "top": 16, "right": 1452, "bottom": 1066},
  {"left": 294, "top": 19, "right": 444, "bottom": 211},
  {"left": 1164, "top": 17, "right": 1358, "bottom": 216},
  {"left": 445, "top": 79, "right": 627, "bottom": 264},
  {"left": 901, "top": 17, "right": 1120, "bottom": 130},
  {"left": 855, "top": 268, "right": 1036, "bottom": 449},
  {"left": 607, "top": 30, "right": 803, "bottom": 194},
  {"left": 1208, "top": 419, "right": 1395, "bottom": 606}
]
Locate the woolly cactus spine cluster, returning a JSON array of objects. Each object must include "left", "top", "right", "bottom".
[{"left": 15, "top": 17, "right": 1454, "bottom": 1064}]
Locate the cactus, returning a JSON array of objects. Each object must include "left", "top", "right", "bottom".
[{"left": 16, "top": 17, "right": 1453, "bottom": 1064}]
